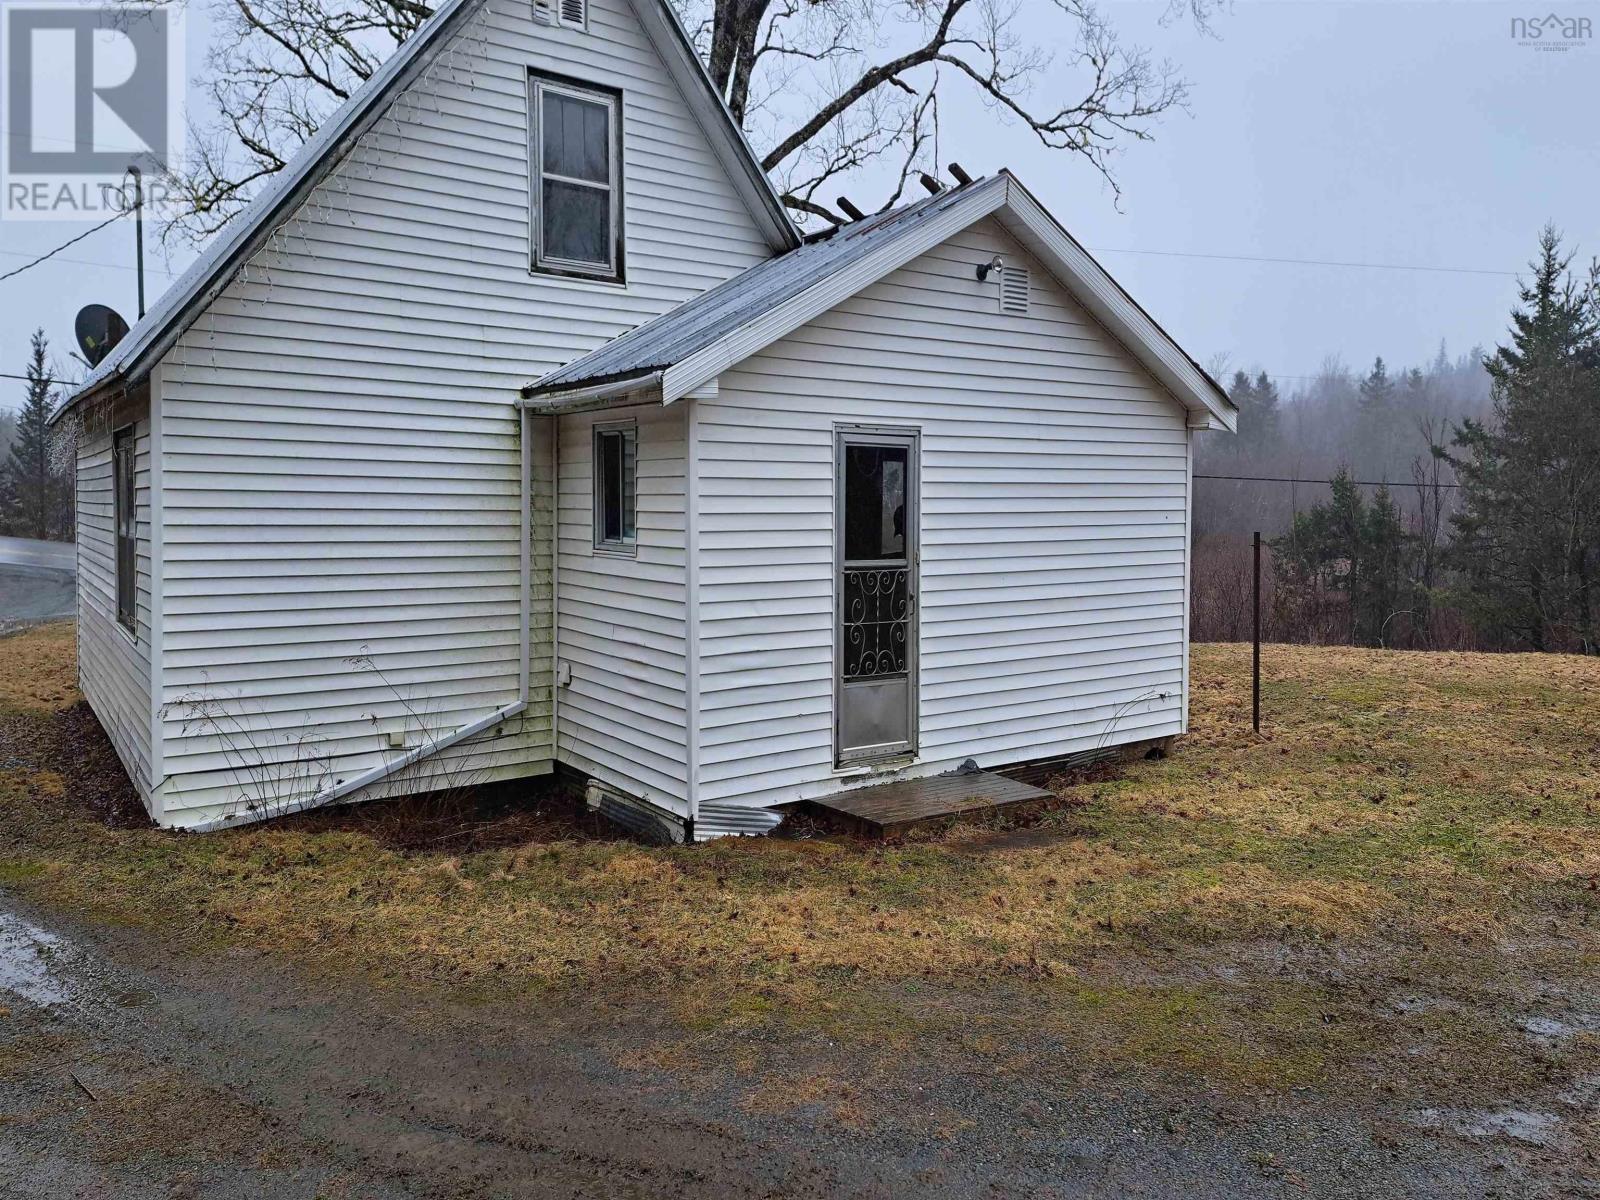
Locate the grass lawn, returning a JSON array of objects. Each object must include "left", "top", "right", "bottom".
[{"left": 4, "top": 620, "right": 1600, "bottom": 1109}]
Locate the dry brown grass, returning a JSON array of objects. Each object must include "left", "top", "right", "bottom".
[
  {"left": 5, "top": 623, "right": 1600, "bottom": 1095},
  {"left": 0, "top": 622, "right": 77, "bottom": 714}
]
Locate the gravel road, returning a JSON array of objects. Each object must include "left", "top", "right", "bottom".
[{"left": 0, "top": 538, "right": 75, "bottom": 635}]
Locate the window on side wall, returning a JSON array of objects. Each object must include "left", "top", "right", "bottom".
[
  {"left": 593, "top": 421, "right": 637, "bottom": 554},
  {"left": 112, "top": 425, "right": 136, "bottom": 635},
  {"left": 530, "top": 73, "right": 623, "bottom": 282}
]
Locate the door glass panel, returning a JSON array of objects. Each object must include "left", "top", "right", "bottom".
[{"left": 843, "top": 445, "right": 907, "bottom": 561}]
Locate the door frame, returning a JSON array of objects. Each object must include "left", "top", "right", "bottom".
[{"left": 832, "top": 423, "right": 921, "bottom": 768}]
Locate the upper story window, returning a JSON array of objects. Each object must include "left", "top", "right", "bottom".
[{"left": 530, "top": 73, "right": 623, "bottom": 282}]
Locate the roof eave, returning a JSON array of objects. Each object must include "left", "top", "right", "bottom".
[
  {"left": 996, "top": 173, "right": 1237, "bottom": 432},
  {"left": 626, "top": 0, "right": 798, "bottom": 253},
  {"left": 654, "top": 177, "right": 1008, "bottom": 401},
  {"left": 50, "top": 0, "right": 488, "bottom": 426},
  {"left": 526, "top": 172, "right": 1234, "bottom": 434},
  {"left": 52, "top": 0, "right": 799, "bottom": 426},
  {"left": 518, "top": 369, "right": 665, "bottom": 413}
]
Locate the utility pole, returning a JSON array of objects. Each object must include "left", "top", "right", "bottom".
[{"left": 126, "top": 165, "right": 145, "bottom": 319}]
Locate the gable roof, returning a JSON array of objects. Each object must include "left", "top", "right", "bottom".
[
  {"left": 52, "top": 0, "right": 799, "bottom": 423},
  {"left": 521, "top": 171, "right": 1237, "bottom": 431}
]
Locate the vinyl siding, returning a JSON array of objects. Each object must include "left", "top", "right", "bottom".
[
  {"left": 693, "top": 216, "right": 1192, "bottom": 811},
  {"left": 75, "top": 388, "right": 154, "bottom": 802},
  {"left": 554, "top": 403, "right": 689, "bottom": 813},
  {"left": 148, "top": 0, "right": 770, "bottom": 824}
]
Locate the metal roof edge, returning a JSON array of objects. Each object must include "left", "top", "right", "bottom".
[
  {"left": 657, "top": 176, "right": 1008, "bottom": 400},
  {"left": 517, "top": 368, "right": 665, "bottom": 411},
  {"left": 521, "top": 170, "right": 1234, "bottom": 436}
]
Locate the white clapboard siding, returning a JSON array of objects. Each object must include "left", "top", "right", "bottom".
[
  {"left": 76, "top": 390, "right": 154, "bottom": 800},
  {"left": 693, "top": 216, "right": 1192, "bottom": 810},
  {"left": 149, "top": 0, "right": 770, "bottom": 824},
  {"left": 554, "top": 404, "right": 689, "bottom": 812}
]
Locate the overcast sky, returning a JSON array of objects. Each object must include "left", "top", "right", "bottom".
[{"left": 2, "top": 0, "right": 1596, "bottom": 411}]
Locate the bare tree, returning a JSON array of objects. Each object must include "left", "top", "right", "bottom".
[{"left": 166, "top": 0, "right": 1222, "bottom": 239}]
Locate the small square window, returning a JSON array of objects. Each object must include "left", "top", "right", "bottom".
[
  {"left": 531, "top": 74, "right": 623, "bottom": 282},
  {"left": 593, "top": 422, "right": 637, "bottom": 553}
]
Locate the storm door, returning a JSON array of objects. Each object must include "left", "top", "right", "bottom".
[{"left": 835, "top": 428, "right": 919, "bottom": 765}]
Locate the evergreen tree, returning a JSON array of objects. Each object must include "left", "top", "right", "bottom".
[
  {"left": 1248, "top": 370, "right": 1281, "bottom": 446},
  {"left": 0, "top": 329, "right": 72, "bottom": 541},
  {"left": 1359, "top": 357, "right": 1394, "bottom": 415},
  {"left": 1225, "top": 368, "right": 1281, "bottom": 454},
  {"left": 1446, "top": 227, "right": 1600, "bottom": 652},
  {"left": 1361, "top": 485, "right": 1408, "bottom": 643},
  {"left": 1271, "top": 470, "right": 1414, "bottom": 646}
]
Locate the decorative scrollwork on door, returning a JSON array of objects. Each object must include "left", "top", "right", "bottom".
[{"left": 842, "top": 568, "right": 910, "bottom": 679}]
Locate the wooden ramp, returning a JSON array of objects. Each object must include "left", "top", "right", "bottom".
[{"left": 805, "top": 769, "right": 1054, "bottom": 836}]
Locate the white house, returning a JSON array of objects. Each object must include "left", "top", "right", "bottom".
[{"left": 51, "top": 0, "right": 1236, "bottom": 839}]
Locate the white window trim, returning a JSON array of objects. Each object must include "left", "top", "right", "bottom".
[
  {"left": 529, "top": 74, "right": 623, "bottom": 282},
  {"left": 592, "top": 419, "right": 638, "bottom": 556}
]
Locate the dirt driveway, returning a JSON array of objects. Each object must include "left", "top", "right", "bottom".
[{"left": 1, "top": 894, "right": 1566, "bottom": 1199}]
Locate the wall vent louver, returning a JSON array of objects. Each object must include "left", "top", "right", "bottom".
[
  {"left": 534, "top": 0, "right": 584, "bottom": 28},
  {"left": 999, "top": 266, "right": 1030, "bottom": 315}
]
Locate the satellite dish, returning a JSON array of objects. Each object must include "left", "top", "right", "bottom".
[{"left": 75, "top": 304, "right": 130, "bottom": 367}]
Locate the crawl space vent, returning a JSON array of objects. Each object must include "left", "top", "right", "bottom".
[{"left": 999, "top": 266, "right": 1030, "bottom": 315}]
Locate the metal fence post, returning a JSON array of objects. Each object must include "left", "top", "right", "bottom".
[{"left": 1253, "top": 530, "right": 1261, "bottom": 733}]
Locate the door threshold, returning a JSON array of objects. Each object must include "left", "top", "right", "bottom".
[{"left": 833, "top": 753, "right": 917, "bottom": 778}]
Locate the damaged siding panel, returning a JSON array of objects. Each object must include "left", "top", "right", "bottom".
[
  {"left": 76, "top": 391, "right": 154, "bottom": 797},
  {"left": 554, "top": 404, "right": 689, "bottom": 812},
  {"left": 695, "top": 216, "right": 1190, "bottom": 810},
  {"left": 148, "top": 0, "right": 767, "bottom": 824}
]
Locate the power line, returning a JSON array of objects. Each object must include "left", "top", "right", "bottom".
[
  {"left": 0, "top": 371, "right": 81, "bottom": 385},
  {"left": 1, "top": 126, "right": 150, "bottom": 154},
  {"left": 0, "top": 244, "right": 176, "bottom": 279},
  {"left": 1196, "top": 472, "right": 1461, "bottom": 489},
  {"left": 1086, "top": 246, "right": 1519, "bottom": 279},
  {"left": 0, "top": 211, "right": 128, "bottom": 284}
]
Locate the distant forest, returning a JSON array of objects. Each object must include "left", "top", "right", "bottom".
[{"left": 1194, "top": 227, "right": 1600, "bottom": 655}]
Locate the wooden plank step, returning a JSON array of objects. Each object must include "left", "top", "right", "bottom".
[{"left": 805, "top": 769, "right": 1054, "bottom": 836}]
